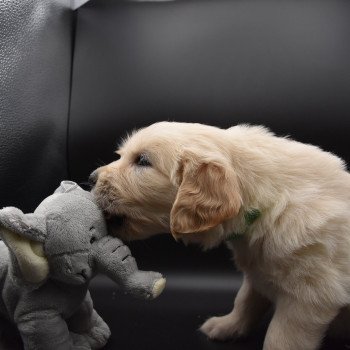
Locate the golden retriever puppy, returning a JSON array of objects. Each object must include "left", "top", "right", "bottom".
[{"left": 91, "top": 122, "right": 350, "bottom": 350}]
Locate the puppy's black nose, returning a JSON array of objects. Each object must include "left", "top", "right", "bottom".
[{"left": 88, "top": 170, "right": 98, "bottom": 186}]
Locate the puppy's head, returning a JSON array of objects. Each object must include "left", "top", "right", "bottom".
[{"left": 92, "top": 122, "right": 242, "bottom": 249}]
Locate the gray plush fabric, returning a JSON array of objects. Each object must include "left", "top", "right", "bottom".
[{"left": 0, "top": 181, "right": 165, "bottom": 350}]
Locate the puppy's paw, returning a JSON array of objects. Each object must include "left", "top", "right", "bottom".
[{"left": 200, "top": 315, "right": 244, "bottom": 341}]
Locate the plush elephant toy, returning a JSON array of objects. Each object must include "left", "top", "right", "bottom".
[{"left": 0, "top": 181, "right": 166, "bottom": 350}]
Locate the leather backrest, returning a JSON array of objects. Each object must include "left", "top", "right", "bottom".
[
  {"left": 69, "top": 0, "right": 350, "bottom": 182},
  {"left": 0, "top": 0, "right": 73, "bottom": 211}
]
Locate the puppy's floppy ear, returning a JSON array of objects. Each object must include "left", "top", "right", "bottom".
[{"left": 170, "top": 150, "right": 242, "bottom": 237}]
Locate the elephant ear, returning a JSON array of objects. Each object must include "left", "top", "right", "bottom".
[{"left": 0, "top": 207, "right": 49, "bottom": 283}]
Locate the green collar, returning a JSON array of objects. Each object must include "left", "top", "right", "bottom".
[{"left": 226, "top": 208, "right": 261, "bottom": 242}]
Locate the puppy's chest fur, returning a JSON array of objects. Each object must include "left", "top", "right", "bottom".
[
  {"left": 226, "top": 239, "right": 280, "bottom": 301},
  {"left": 226, "top": 222, "right": 350, "bottom": 307}
]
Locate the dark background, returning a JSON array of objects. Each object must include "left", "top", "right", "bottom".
[{"left": 1, "top": 0, "right": 350, "bottom": 349}]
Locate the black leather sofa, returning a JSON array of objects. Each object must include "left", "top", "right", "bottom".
[{"left": 1, "top": 0, "right": 350, "bottom": 349}]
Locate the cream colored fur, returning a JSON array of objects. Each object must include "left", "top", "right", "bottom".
[
  {"left": 93, "top": 122, "right": 350, "bottom": 350},
  {"left": 1, "top": 228, "right": 49, "bottom": 283}
]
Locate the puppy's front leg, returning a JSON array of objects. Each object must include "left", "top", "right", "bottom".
[
  {"left": 200, "top": 275, "right": 270, "bottom": 341},
  {"left": 264, "top": 297, "right": 339, "bottom": 350}
]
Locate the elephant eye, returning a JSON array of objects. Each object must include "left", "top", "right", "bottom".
[{"left": 90, "top": 236, "right": 96, "bottom": 244}]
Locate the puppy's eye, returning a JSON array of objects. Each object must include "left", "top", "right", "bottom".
[
  {"left": 135, "top": 153, "right": 151, "bottom": 167},
  {"left": 90, "top": 236, "right": 96, "bottom": 244}
]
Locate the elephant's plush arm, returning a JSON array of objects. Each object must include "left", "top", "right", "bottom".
[
  {"left": 92, "top": 236, "right": 166, "bottom": 299},
  {"left": 16, "top": 310, "right": 90, "bottom": 350},
  {"left": 67, "top": 291, "right": 111, "bottom": 349}
]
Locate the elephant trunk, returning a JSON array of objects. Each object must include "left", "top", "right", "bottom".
[
  {"left": 91, "top": 237, "right": 166, "bottom": 299},
  {"left": 123, "top": 269, "right": 165, "bottom": 300}
]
